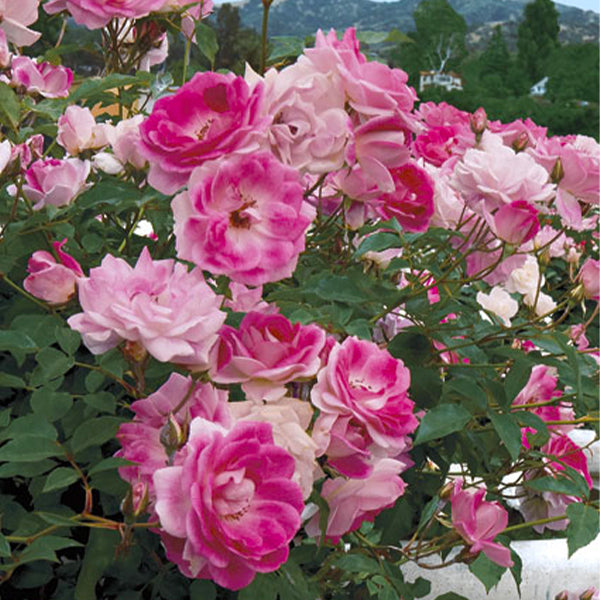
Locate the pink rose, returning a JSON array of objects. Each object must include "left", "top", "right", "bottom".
[
  {"left": 223, "top": 282, "right": 273, "bottom": 314},
  {"left": 210, "top": 311, "right": 327, "bottom": 402},
  {"left": 68, "top": 247, "right": 226, "bottom": 368},
  {"left": 305, "top": 458, "right": 408, "bottom": 543},
  {"left": 116, "top": 373, "right": 231, "bottom": 493},
  {"left": 451, "top": 479, "right": 513, "bottom": 568},
  {"left": 172, "top": 152, "right": 314, "bottom": 286},
  {"left": 139, "top": 71, "right": 268, "bottom": 194},
  {"left": 44, "top": 0, "right": 165, "bottom": 29},
  {"left": 311, "top": 336, "right": 418, "bottom": 478},
  {"left": 23, "top": 239, "right": 83, "bottom": 304},
  {"left": 23, "top": 158, "right": 90, "bottom": 210},
  {"left": 57, "top": 105, "right": 110, "bottom": 155},
  {"left": 0, "top": 0, "right": 41, "bottom": 46},
  {"left": 105, "top": 114, "right": 147, "bottom": 170},
  {"left": 153, "top": 418, "right": 304, "bottom": 590},
  {"left": 377, "top": 162, "right": 435, "bottom": 233},
  {"left": 489, "top": 200, "right": 540, "bottom": 245},
  {"left": 577, "top": 258, "right": 599, "bottom": 301},
  {"left": 0, "top": 29, "right": 10, "bottom": 68},
  {"left": 9, "top": 134, "right": 44, "bottom": 172},
  {"left": 11, "top": 56, "right": 73, "bottom": 98}
]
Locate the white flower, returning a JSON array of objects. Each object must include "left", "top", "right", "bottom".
[
  {"left": 476, "top": 287, "right": 518, "bottom": 327},
  {"left": 525, "top": 291, "right": 557, "bottom": 317},
  {"left": 505, "top": 255, "right": 543, "bottom": 297}
]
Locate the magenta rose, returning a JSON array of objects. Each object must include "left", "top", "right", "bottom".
[
  {"left": 210, "top": 311, "right": 327, "bottom": 402},
  {"left": 489, "top": 200, "right": 540, "bottom": 245},
  {"left": 44, "top": 0, "right": 166, "bottom": 29},
  {"left": 23, "top": 239, "right": 83, "bottom": 304},
  {"left": 11, "top": 56, "right": 73, "bottom": 98},
  {"left": 139, "top": 71, "right": 268, "bottom": 194},
  {"left": 451, "top": 479, "right": 513, "bottom": 567},
  {"left": 377, "top": 162, "right": 435, "bottom": 233},
  {"left": 172, "top": 152, "right": 315, "bottom": 286},
  {"left": 116, "top": 373, "right": 231, "bottom": 493},
  {"left": 23, "top": 158, "right": 90, "bottom": 210},
  {"left": 311, "top": 336, "right": 418, "bottom": 478},
  {"left": 68, "top": 247, "right": 226, "bottom": 368},
  {"left": 153, "top": 418, "right": 304, "bottom": 590}
]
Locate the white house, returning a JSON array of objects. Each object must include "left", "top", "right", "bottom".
[
  {"left": 419, "top": 70, "right": 463, "bottom": 93},
  {"left": 530, "top": 76, "right": 549, "bottom": 96}
]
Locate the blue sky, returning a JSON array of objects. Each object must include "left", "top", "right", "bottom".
[{"left": 554, "top": 0, "right": 599, "bottom": 11}]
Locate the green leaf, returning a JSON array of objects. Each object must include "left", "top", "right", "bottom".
[
  {"left": 190, "top": 580, "right": 216, "bottom": 600},
  {"left": 314, "top": 275, "right": 363, "bottom": 303},
  {"left": 0, "top": 415, "right": 58, "bottom": 441},
  {"left": 0, "top": 459, "right": 55, "bottom": 478},
  {"left": 0, "top": 532, "right": 11, "bottom": 557},
  {"left": 87, "top": 456, "right": 133, "bottom": 476},
  {"left": 55, "top": 326, "right": 81, "bottom": 355},
  {"left": 30, "top": 389, "right": 73, "bottom": 421},
  {"left": 74, "top": 529, "right": 120, "bottom": 600},
  {"left": 31, "top": 347, "right": 74, "bottom": 385},
  {"left": 0, "top": 330, "right": 37, "bottom": 353},
  {"left": 85, "top": 370, "right": 105, "bottom": 393},
  {"left": 504, "top": 361, "right": 532, "bottom": 402},
  {"left": 525, "top": 474, "right": 587, "bottom": 497},
  {"left": 334, "top": 553, "right": 380, "bottom": 573},
  {"left": 516, "top": 412, "right": 549, "bottom": 447},
  {"left": 35, "top": 512, "right": 77, "bottom": 527},
  {"left": 195, "top": 22, "right": 219, "bottom": 67},
  {"left": 354, "top": 232, "right": 400, "bottom": 258},
  {"left": 42, "top": 467, "right": 80, "bottom": 493},
  {"left": 345, "top": 319, "right": 372, "bottom": 340},
  {"left": 0, "top": 373, "right": 27, "bottom": 388},
  {"left": 468, "top": 552, "right": 506, "bottom": 593},
  {"left": 433, "top": 594, "right": 470, "bottom": 600},
  {"left": 84, "top": 392, "right": 116, "bottom": 414},
  {"left": 415, "top": 496, "right": 441, "bottom": 535},
  {"left": 414, "top": 404, "right": 471, "bottom": 445},
  {"left": 268, "top": 36, "right": 305, "bottom": 62},
  {"left": 0, "top": 436, "right": 62, "bottom": 462},
  {"left": 488, "top": 411, "right": 522, "bottom": 460},
  {"left": 565, "top": 503, "right": 600, "bottom": 557},
  {"left": 0, "top": 81, "right": 21, "bottom": 130},
  {"left": 388, "top": 330, "right": 432, "bottom": 366},
  {"left": 69, "top": 72, "right": 152, "bottom": 104},
  {"left": 238, "top": 573, "right": 279, "bottom": 600},
  {"left": 70, "top": 416, "right": 123, "bottom": 455},
  {"left": 17, "top": 536, "right": 82, "bottom": 566}
]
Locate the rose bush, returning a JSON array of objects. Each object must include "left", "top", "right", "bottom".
[{"left": 0, "top": 3, "right": 598, "bottom": 599}]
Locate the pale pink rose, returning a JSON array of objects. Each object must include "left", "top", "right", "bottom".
[
  {"left": 172, "top": 152, "right": 314, "bottom": 286},
  {"left": 0, "top": 0, "right": 41, "bottom": 46},
  {"left": 153, "top": 418, "right": 304, "bottom": 590},
  {"left": 577, "top": 258, "right": 599, "bottom": 301},
  {"left": 512, "top": 365, "right": 576, "bottom": 434},
  {"left": 210, "top": 311, "right": 327, "bottom": 402},
  {"left": 223, "top": 282, "right": 272, "bottom": 314},
  {"left": 229, "top": 397, "right": 319, "bottom": 498},
  {"left": 311, "top": 337, "right": 418, "bottom": 478},
  {"left": 452, "top": 131, "right": 555, "bottom": 215},
  {"left": 139, "top": 71, "right": 269, "bottom": 194},
  {"left": 10, "top": 133, "right": 44, "bottom": 171},
  {"left": 44, "top": 0, "right": 165, "bottom": 29},
  {"left": 489, "top": 117, "right": 548, "bottom": 150},
  {"left": 11, "top": 56, "right": 73, "bottom": 98},
  {"left": 0, "top": 29, "right": 10, "bottom": 67},
  {"left": 476, "top": 287, "right": 518, "bottom": 327},
  {"left": 426, "top": 160, "right": 470, "bottom": 229},
  {"left": 519, "top": 432, "right": 592, "bottom": 532},
  {"left": 376, "top": 162, "right": 435, "bottom": 233},
  {"left": 246, "top": 62, "right": 350, "bottom": 174},
  {"left": 57, "top": 105, "right": 110, "bottom": 155},
  {"left": 68, "top": 247, "right": 226, "bottom": 368},
  {"left": 305, "top": 458, "right": 408, "bottom": 543},
  {"left": 331, "top": 165, "right": 382, "bottom": 229},
  {"left": 450, "top": 479, "right": 513, "bottom": 567},
  {"left": 105, "top": 114, "right": 147, "bottom": 170},
  {"left": 488, "top": 200, "right": 540, "bottom": 246},
  {"left": 23, "top": 239, "right": 83, "bottom": 304},
  {"left": 569, "top": 323, "right": 589, "bottom": 352},
  {"left": 520, "top": 225, "right": 572, "bottom": 259},
  {"left": 23, "top": 158, "right": 90, "bottom": 210},
  {"left": 116, "top": 373, "right": 231, "bottom": 493}
]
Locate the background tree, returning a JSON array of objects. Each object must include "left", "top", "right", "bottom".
[{"left": 517, "top": 0, "right": 560, "bottom": 83}]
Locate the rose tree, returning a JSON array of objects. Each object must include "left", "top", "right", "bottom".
[{"left": 0, "top": 3, "right": 598, "bottom": 599}]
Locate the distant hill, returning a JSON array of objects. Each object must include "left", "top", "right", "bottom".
[{"left": 235, "top": 0, "right": 599, "bottom": 48}]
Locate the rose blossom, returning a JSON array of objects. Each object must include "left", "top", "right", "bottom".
[
  {"left": 10, "top": 56, "right": 73, "bottom": 98},
  {"left": 23, "top": 239, "right": 83, "bottom": 304},
  {"left": 139, "top": 71, "right": 268, "bottom": 194},
  {"left": 229, "top": 397, "right": 319, "bottom": 498},
  {"left": 68, "top": 247, "right": 226, "bottom": 368},
  {"left": 0, "top": 29, "right": 10, "bottom": 68},
  {"left": 153, "top": 418, "right": 304, "bottom": 590},
  {"left": 376, "top": 162, "right": 435, "bottom": 233},
  {"left": 451, "top": 479, "right": 513, "bottom": 567},
  {"left": 210, "top": 311, "right": 327, "bottom": 402},
  {"left": 305, "top": 458, "right": 409, "bottom": 543},
  {"left": 311, "top": 336, "right": 418, "bottom": 478},
  {"left": 172, "top": 152, "right": 314, "bottom": 286},
  {"left": 57, "top": 106, "right": 110, "bottom": 155},
  {"left": 489, "top": 200, "right": 540, "bottom": 246},
  {"left": 22, "top": 158, "right": 90, "bottom": 210},
  {"left": 476, "top": 287, "right": 518, "bottom": 327},
  {"left": 0, "top": 0, "right": 41, "bottom": 46},
  {"left": 116, "top": 373, "right": 231, "bottom": 493},
  {"left": 44, "top": 0, "right": 166, "bottom": 29},
  {"left": 577, "top": 258, "right": 599, "bottom": 302},
  {"left": 223, "top": 282, "right": 272, "bottom": 314}
]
